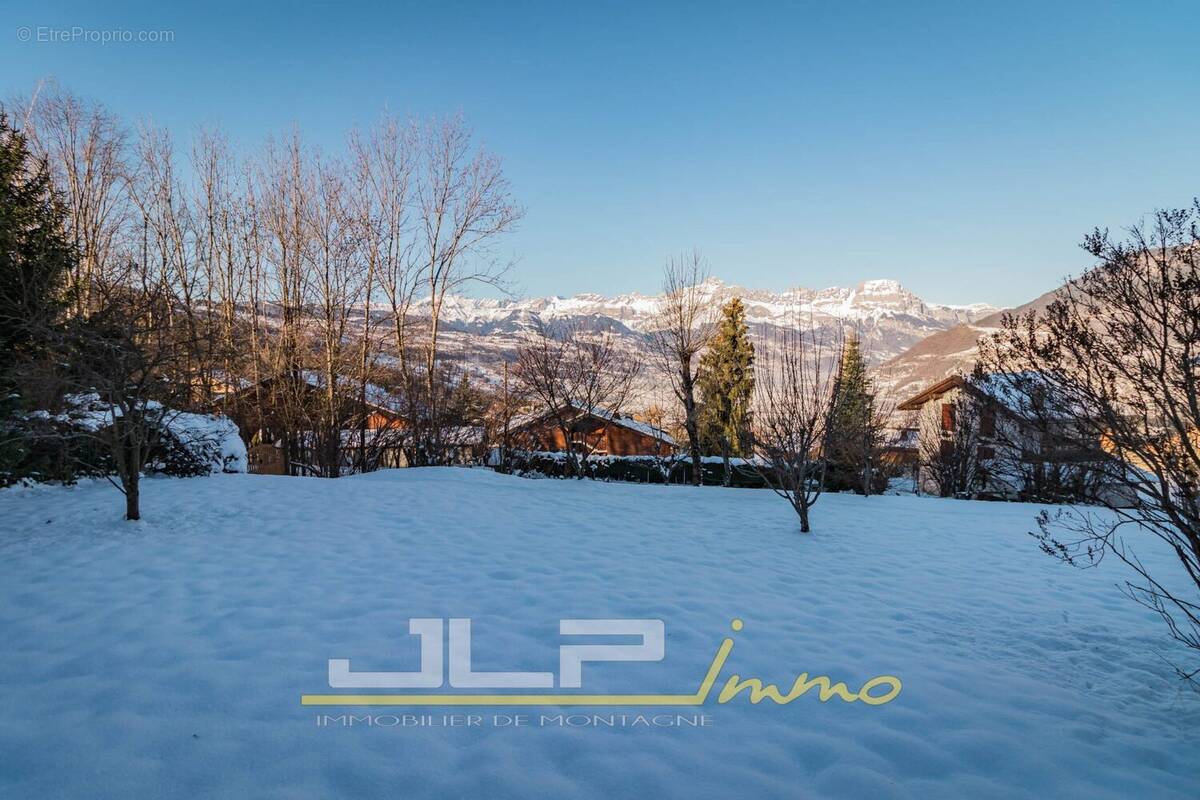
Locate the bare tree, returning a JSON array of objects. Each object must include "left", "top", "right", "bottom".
[
  {"left": 485, "top": 359, "right": 528, "bottom": 474},
  {"left": 979, "top": 203, "right": 1200, "bottom": 682},
  {"left": 860, "top": 385, "right": 897, "bottom": 496},
  {"left": 348, "top": 114, "right": 414, "bottom": 472},
  {"left": 129, "top": 123, "right": 211, "bottom": 399},
  {"left": 648, "top": 251, "right": 714, "bottom": 485},
  {"left": 513, "top": 320, "right": 640, "bottom": 477},
  {"left": 415, "top": 115, "right": 522, "bottom": 461},
  {"left": 191, "top": 127, "right": 247, "bottom": 406},
  {"left": 252, "top": 129, "right": 320, "bottom": 473},
  {"left": 306, "top": 153, "right": 363, "bottom": 476},
  {"left": 752, "top": 322, "right": 839, "bottom": 532},
  {"left": 13, "top": 82, "right": 131, "bottom": 315}
]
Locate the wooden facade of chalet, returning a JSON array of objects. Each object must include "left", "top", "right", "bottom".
[
  {"left": 897, "top": 375, "right": 1017, "bottom": 496},
  {"left": 223, "top": 374, "right": 407, "bottom": 475},
  {"left": 898, "top": 376, "right": 1000, "bottom": 436},
  {"left": 511, "top": 407, "right": 675, "bottom": 458},
  {"left": 897, "top": 373, "right": 1121, "bottom": 501}
]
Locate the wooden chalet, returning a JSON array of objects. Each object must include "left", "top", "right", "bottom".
[
  {"left": 897, "top": 373, "right": 1119, "bottom": 501},
  {"left": 510, "top": 404, "right": 676, "bottom": 458},
  {"left": 897, "top": 374, "right": 1021, "bottom": 496},
  {"left": 222, "top": 371, "right": 407, "bottom": 475}
]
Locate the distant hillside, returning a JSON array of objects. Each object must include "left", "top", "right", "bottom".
[{"left": 876, "top": 286, "right": 1062, "bottom": 403}]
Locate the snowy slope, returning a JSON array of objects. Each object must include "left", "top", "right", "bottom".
[{"left": 0, "top": 469, "right": 1196, "bottom": 799}]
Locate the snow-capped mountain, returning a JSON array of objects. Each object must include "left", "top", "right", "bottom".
[
  {"left": 422, "top": 278, "right": 992, "bottom": 339},
  {"left": 414, "top": 277, "right": 996, "bottom": 406}
]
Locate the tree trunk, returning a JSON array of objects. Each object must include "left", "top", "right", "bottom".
[
  {"left": 125, "top": 475, "right": 141, "bottom": 521},
  {"left": 426, "top": 298, "right": 441, "bottom": 465},
  {"left": 123, "top": 428, "right": 141, "bottom": 521},
  {"left": 798, "top": 501, "right": 810, "bottom": 533},
  {"left": 682, "top": 366, "right": 702, "bottom": 486}
]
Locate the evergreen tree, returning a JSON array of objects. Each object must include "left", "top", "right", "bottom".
[
  {"left": 825, "top": 333, "right": 878, "bottom": 494},
  {"left": 697, "top": 297, "right": 755, "bottom": 486},
  {"left": 0, "top": 112, "right": 75, "bottom": 480},
  {"left": 0, "top": 112, "right": 73, "bottom": 377}
]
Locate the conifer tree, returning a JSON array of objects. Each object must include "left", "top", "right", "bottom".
[
  {"left": 0, "top": 112, "right": 73, "bottom": 379},
  {"left": 0, "top": 112, "right": 75, "bottom": 480},
  {"left": 825, "top": 333, "right": 879, "bottom": 494},
  {"left": 697, "top": 297, "right": 755, "bottom": 486}
]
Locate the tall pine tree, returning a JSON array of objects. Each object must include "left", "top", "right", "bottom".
[
  {"left": 0, "top": 112, "right": 73, "bottom": 378},
  {"left": 825, "top": 333, "right": 878, "bottom": 494},
  {"left": 697, "top": 297, "right": 755, "bottom": 486},
  {"left": 0, "top": 112, "right": 75, "bottom": 479}
]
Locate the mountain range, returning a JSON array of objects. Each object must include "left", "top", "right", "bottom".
[{"left": 420, "top": 277, "right": 1002, "bottom": 408}]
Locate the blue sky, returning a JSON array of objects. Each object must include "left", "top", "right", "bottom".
[{"left": 3, "top": 0, "right": 1197, "bottom": 306}]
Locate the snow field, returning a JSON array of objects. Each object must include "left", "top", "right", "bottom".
[{"left": 0, "top": 468, "right": 1196, "bottom": 798}]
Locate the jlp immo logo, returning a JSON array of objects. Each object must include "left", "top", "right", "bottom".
[{"left": 302, "top": 618, "right": 902, "bottom": 708}]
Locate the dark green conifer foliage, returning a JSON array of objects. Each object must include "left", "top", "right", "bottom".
[
  {"left": 0, "top": 112, "right": 73, "bottom": 378},
  {"left": 0, "top": 112, "right": 75, "bottom": 479},
  {"left": 826, "top": 334, "right": 878, "bottom": 493},
  {"left": 697, "top": 297, "right": 755, "bottom": 486}
]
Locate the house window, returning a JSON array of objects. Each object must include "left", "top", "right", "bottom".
[
  {"left": 941, "top": 403, "right": 956, "bottom": 432},
  {"left": 980, "top": 409, "right": 996, "bottom": 438}
]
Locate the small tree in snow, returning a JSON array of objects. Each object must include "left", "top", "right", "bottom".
[
  {"left": 50, "top": 279, "right": 198, "bottom": 520},
  {"left": 752, "top": 322, "right": 839, "bottom": 532}
]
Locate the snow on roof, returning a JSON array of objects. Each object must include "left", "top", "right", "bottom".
[
  {"left": 897, "top": 371, "right": 1079, "bottom": 420},
  {"left": 583, "top": 406, "right": 677, "bottom": 445},
  {"left": 512, "top": 402, "right": 676, "bottom": 446},
  {"left": 975, "top": 371, "right": 1081, "bottom": 419},
  {"left": 288, "top": 370, "right": 405, "bottom": 414},
  {"left": 895, "top": 375, "right": 969, "bottom": 410}
]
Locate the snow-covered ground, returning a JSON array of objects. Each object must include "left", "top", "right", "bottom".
[{"left": 1, "top": 469, "right": 1197, "bottom": 799}]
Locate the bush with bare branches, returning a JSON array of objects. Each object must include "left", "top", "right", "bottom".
[{"left": 979, "top": 203, "right": 1200, "bottom": 682}]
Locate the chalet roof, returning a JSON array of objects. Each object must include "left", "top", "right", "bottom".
[
  {"left": 224, "top": 370, "right": 405, "bottom": 417},
  {"left": 512, "top": 403, "right": 677, "bottom": 446},
  {"left": 897, "top": 371, "right": 1077, "bottom": 420},
  {"left": 896, "top": 375, "right": 972, "bottom": 411},
  {"left": 298, "top": 370, "right": 404, "bottom": 415}
]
